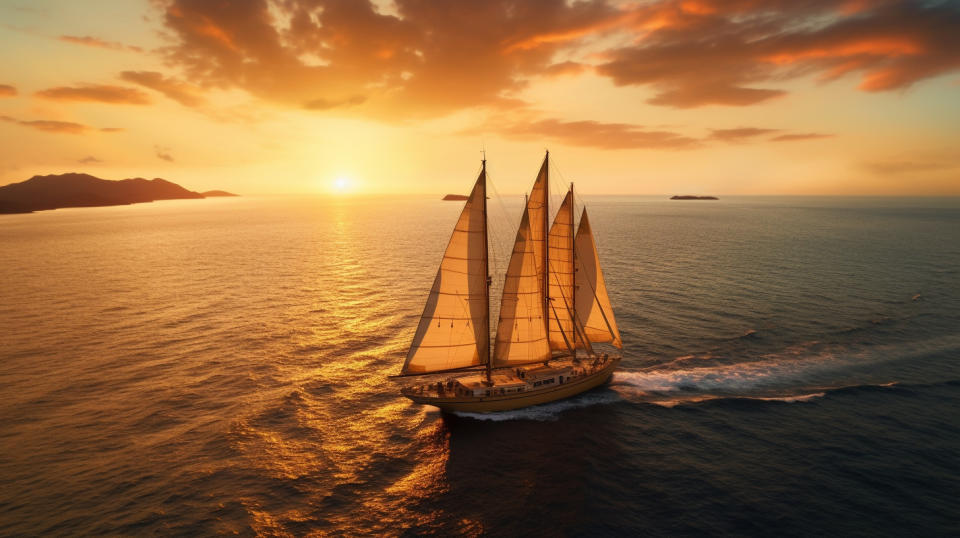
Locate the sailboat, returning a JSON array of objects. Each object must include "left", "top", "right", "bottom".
[{"left": 396, "top": 152, "right": 622, "bottom": 413}]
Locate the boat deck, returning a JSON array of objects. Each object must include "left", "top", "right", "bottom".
[{"left": 402, "top": 354, "right": 616, "bottom": 400}]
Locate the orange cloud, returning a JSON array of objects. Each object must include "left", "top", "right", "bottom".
[
  {"left": 120, "top": 71, "right": 206, "bottom": 107},
  {"left": 0, "top": 84, "right": 16, "bottom": 97},
  {"left": 35, "top": 84, "right": 152, "bottom": 105},
  {"left": 155, "top": 0, "right": 960, "bottom": 117},
  {"left": 158, "top": 0, "right": 619, "bottom": 118}
]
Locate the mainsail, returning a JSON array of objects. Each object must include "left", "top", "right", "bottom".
[
  {"left": 547, "top": 190, "right": 575, "bottom": 350},
  {"left": 401, "top": 171, "right": 489, "bottom": 374},
  {"left": 574, "top": 209, "right": 622, "bottom": 348},
  {"left": 493, "top": 209, "right": 551, "bottom": 365},
  {"left": 527, "top": 155, "right": 548, "bottom": 322}
]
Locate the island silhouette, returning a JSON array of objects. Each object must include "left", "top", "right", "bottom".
[
  {"left": 0, "top": 173, "right": 237, "bottom": 214},
  {"left": 670, "top": 195, "right": 718, "bottom": 200}
]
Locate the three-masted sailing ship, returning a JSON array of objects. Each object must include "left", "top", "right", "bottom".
[{"left": 397, "top": 152, "right": 622, "bottom": 413}]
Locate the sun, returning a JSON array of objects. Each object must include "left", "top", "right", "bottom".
[{"left": 332, "top": 176, "right": 353, "bottom": 193}]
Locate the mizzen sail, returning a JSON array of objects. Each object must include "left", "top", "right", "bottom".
[
  {"left": 493, "top": 209, "right": 551, "bottom": 366},
  {"left": 401, "top": 172, "right": 489, "bottom": 374},
  {"left": 574, "top": 209, "right": 622, "bottom": 348}
]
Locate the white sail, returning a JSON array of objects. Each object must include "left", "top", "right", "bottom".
[
  {"left": 574, "top": 209, "right": 622, "bottom": 348},
  {"left": 548, "top": 190, "right": 575, "bottom": 350},
  {"left": 401, "top": 172, "right": 489, "bottom": 374},
  {"left": 493, "top": 209, "right": 551, "bottom": 366}
]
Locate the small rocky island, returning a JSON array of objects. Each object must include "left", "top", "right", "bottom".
[
  {"left": 442, "top": 194, "right": 469, "bottom": 201},
  {"left": 0, "top": 173, "right": 237, "bottom": 214},
  {"left": 670, "top": 195, "right": 718, "bottom": 200}
]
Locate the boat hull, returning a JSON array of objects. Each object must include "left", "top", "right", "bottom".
[{"left": 403, "top": 356, "right": 620, "bottom": 413}]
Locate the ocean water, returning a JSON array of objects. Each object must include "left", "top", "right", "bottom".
[{"left": 1, "top": 194, "right": 958, "bottom": 536}]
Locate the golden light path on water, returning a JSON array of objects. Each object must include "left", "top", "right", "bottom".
[{"left": 219, "top": 196, "right": 472, "bottom": 535}]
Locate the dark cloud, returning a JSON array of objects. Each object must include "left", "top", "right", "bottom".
[
  {"left": 0, "top": 84, "right": 16, "bottom": 97},
  {"left": 35, "top": 84, "right": 152, "bottom": 104},
  {"left": 78, "top": 156, "right": 103, "bottom": 164},
  {"left": 59, "top": 35, "right": 143, "bottom": 53},
  {"left": 597, "top": 0, "right": 960, "bottom": 108},
  {"left": 710, "top": 127, "right": 781, "bottom": 142},
  {"left": 120, "top": 71, "right": 206, "bottom": 107},
  {"left": 155, "top": 145, "right": 175, "bottom": 162},
  {"left": 770, "top": 133, "right": 832, "bottom": 142}
]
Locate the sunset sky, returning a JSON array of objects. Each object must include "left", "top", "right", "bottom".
[{"left": 1, "top": 0, "right": 958, "bottom": 195}]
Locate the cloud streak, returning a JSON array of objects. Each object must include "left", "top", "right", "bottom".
[
  {"left": 0, "top": 115, "right": 123, "bottom": 134},
  {"left": 35, "top": 84, "right": 152, "bottom": 105},
  {"left": 467, "top": 117, "right": 701, "bottom": 150},
  {"left": 0, "top": 84, "right": 16, "bottom": 97},
  {"left": 59, "top": 35, "right": 143, "bottom": 53},
  {"left": 710, "top": 128, "right": 781, "bottom": 142},
  {"left": 120, "top": 71, "right": 206, "bottom": 107},
  {"left": 770, "top": 133, "right": 833, "bottom": 142}
]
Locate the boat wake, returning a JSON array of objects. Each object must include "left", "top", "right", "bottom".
[
  {"left": 448, "top": 334, "right": 959, "bottom": 420},
  {"left": 611, "top": 353, "right": 897, "bottom": 407}
]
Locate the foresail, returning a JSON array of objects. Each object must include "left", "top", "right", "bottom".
[
  {"left": 574, "top": 209, "right": 622, "bottom": 348},
  {"left": 548, "top": 191, "right": 575, "bottom": 350},
  {"left": 402, "top": 173, "right": 489, "bottom": 374},
  {"left": 493, "top": 209, "right": 551, "bottom": 366}
]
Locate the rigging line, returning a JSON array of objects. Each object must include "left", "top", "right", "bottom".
[
  {"left": 547, "top": 299, "right": 575, "bottom": 355},
  {"left": 546, "top": 255, "right": 579, "bottom": 354},
  {"left": 485, "top": 169, "right": 513, "bottom": 281}
]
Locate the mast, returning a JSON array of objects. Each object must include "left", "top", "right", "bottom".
[
  {"left": 543, "top": 150, "right": 550, "bottom": 348},
  {"left": 570, "top": 181, "right": 575, "bottom": 352},
  {"left": 482, "top": 157, "right": 492, "bottom": 385}
]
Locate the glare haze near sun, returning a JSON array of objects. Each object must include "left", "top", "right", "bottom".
[{"left": 1, "top": 0, "right": 958, "bottom": 196}]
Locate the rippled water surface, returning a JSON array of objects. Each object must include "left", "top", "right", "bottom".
[{"left": 1, "top": 195, "right": 959, "bottom": 536}]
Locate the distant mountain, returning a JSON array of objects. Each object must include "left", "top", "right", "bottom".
[
  {"left": 201, "top": 190, "right": 238, "bottom": 197},
  {"left": 670, "top": 195, "right": 718, "bottom": 200},
  {"left": 0, "top": 173, "right": 234, "bottom": 214},
  {"left": 442, "top": 194, "right": 469, "bottom": 201}
]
